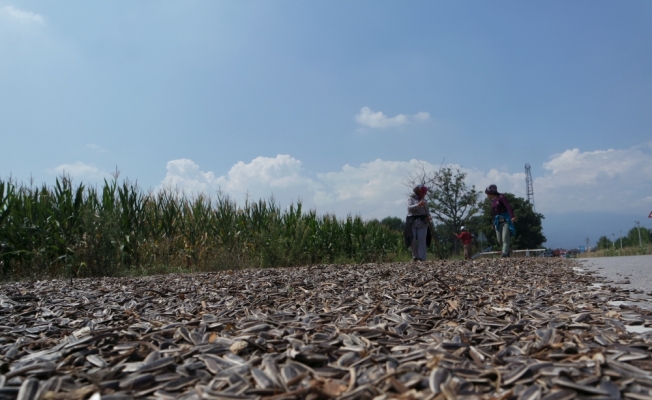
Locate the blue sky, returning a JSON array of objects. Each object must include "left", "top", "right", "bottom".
[{"left": 1, "top": 1, "right": 651, "bottom": 248}]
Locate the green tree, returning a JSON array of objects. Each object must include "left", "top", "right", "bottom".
[
  {"left": 596, "top": 235, "right": 612, "bottom": 249},
  {"left": 478, "top": 193, "right": 546, "bottom": 250},
  {"left": 627, "top": 226, "right": 651, "bottom": 246},
  {"left": 380, "top": 216, "right": 405, "bottom": 232}
]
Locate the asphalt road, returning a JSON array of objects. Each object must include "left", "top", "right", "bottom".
[{"left": 579, "top": 254, "right": 652, "bottom": 310}]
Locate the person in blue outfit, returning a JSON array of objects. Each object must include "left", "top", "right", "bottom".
[{"left": 485, "top": 184, "right": 517, "bottom": 258}]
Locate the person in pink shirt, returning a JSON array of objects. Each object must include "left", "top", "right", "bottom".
[{"left": 485, "top": 184, "right": 517, "bottom": 257}]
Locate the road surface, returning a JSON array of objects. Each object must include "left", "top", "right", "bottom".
[{"left": 579, "top": 254, "right": 652, "bottom": 310}]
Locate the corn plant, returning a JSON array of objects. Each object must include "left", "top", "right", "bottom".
[{"left": 0, "top": 176, "right": 408, "bottom": 280}]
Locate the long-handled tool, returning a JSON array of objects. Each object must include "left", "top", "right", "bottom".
[{"left": 427, "top": 221, "right": 445, "bottom": 260}]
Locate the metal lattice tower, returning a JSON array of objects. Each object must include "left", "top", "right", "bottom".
[{"left": 525, "top": 163, "right": 535, "bottom": 211}]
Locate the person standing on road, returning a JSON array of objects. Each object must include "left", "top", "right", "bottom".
[
  {"left": 485, "top": 184, "right": 517, "bottom": 258},
  {"left": 455, "top": 226, "right": 473, "bottom": 260},
  {"left": 404, "top": 184, "right": 432, "bottom": 261}
]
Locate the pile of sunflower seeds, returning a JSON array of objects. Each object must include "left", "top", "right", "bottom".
[{"left": 0, "top": 258, "right": 651, "bottom": 400}]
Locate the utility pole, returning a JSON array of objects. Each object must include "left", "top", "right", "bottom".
[
  {"left": 635, "top": 221, "right": 642, "bottom": 247},
  {"left": 612, "top": 233, "right": 615, "bottom": 250}
]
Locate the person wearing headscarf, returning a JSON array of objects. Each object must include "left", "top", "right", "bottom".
[
  {"left": 404, "top": 184, "right": 432, "bottom": 261},
  {"left": 485, "top": 184, "right": 517, "bottom": 258},
  {"left": 455, "top": 226, "right": 473, "bottom": 260}
]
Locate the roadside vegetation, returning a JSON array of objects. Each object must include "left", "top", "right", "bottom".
[
  {"left": 0, "top": 177, "right": 407, "bottom": 280},
  {"left": 578, "top": 225, "right": 652, "bottom": 258},
  {"left": 579, "top": 245, "right": 651, "bottom": 258}
]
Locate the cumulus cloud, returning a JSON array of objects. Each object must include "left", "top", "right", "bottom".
[
  {"left": 534, "top": 146, "right": 652, "bottom": 214},
  {"left": 159, "top": 159, "right": 221, "bottom": 195},
  {"left": 462, "top": 146, "right": 652, "bottom": 215},
  {"left": 315, "top": 159, "right": 438, "bottom": 217},
  {"left": 160, "top": 156, "right": 425, "bottom": 218},
  {"left": 218, "top": 155, "right": 313, "bottom": 192},
  {"left": 463, "top": 168, "right": 525, "bottom": 198},
  {"left": 355, "top": 107, "right": 429, "bottom": 129},
  {"left": 159, "top": 156, "right": 522, "bottom": 219},
  {"left": 160, "top": 155, "right": 316, "bottom": 205},
  {"left": 0, "top": 6, "right": 45, "bottom": 25},
  {"left": 158, "top": 144, "right": 652, "bottom": 220},
  {"left": 48, "top": 162, "right": 109, "bottom": 182}
]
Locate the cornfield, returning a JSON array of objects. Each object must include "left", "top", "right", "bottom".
[{"left": 0, "top": 177, "right": 406, "bottom": 280}]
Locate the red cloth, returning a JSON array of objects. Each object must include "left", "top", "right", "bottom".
[{"left": 455, "top": 231, "right": 472, "bottom": 245}]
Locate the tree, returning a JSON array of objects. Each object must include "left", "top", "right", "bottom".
[
  {"left": 596, "top": 235, "right": 612, "bottom": 249},
  {"left": 406, "top": 165, "right": 481, "bottom": 255},
  {"left": 627, "top": 226, "right": 650, "bottom": 246},
  {"left": 380, "top": 216, "right": 404, "bottom": 232},
  {"left": 595, "top": 227, "right": 650, "bottom": 249},
  {"left": 478, "top": 193, "right": 546, "bottom": 250}
]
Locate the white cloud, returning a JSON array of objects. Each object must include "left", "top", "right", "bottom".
[
  {"left": 159, "top": 158, "right": 220, "bottom": 195},
  {"left": 315, "top": 159, "right": 437, "bottom": 217},
  {"left": 48, "top": 162, "right": 109, "bottom": 182},
  {"left": 464, "top": 168, "right": 525, "bottom": 198},
  {"left": 159, "top": 156, "right": 519, "bottom": 219},
  {"left": 355, "top": 107, "right": 407, "bottom": 128},
  {"left": 218, "top": 155, "right": 312, "bottom": 192},
  {"left": 462, "top": 146, "right": 652, "bottom": 215},
  {"left": 158, "top": 144, "right": 652, "bottom": 220},
  {"left": 413, "top": 111, "right": 430, "bottom": 122},
  {"left": 160, "top": 155, "right": 316, "bottom": 205},
  {"left": 0, "top": 6, "right": 45, "bottom": 25},
  {"left": 355, "top": 107, "right": 429, "bottom": 129},
  {"left": 534, "top": 146, "right": 652, "bottom": 213}
]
